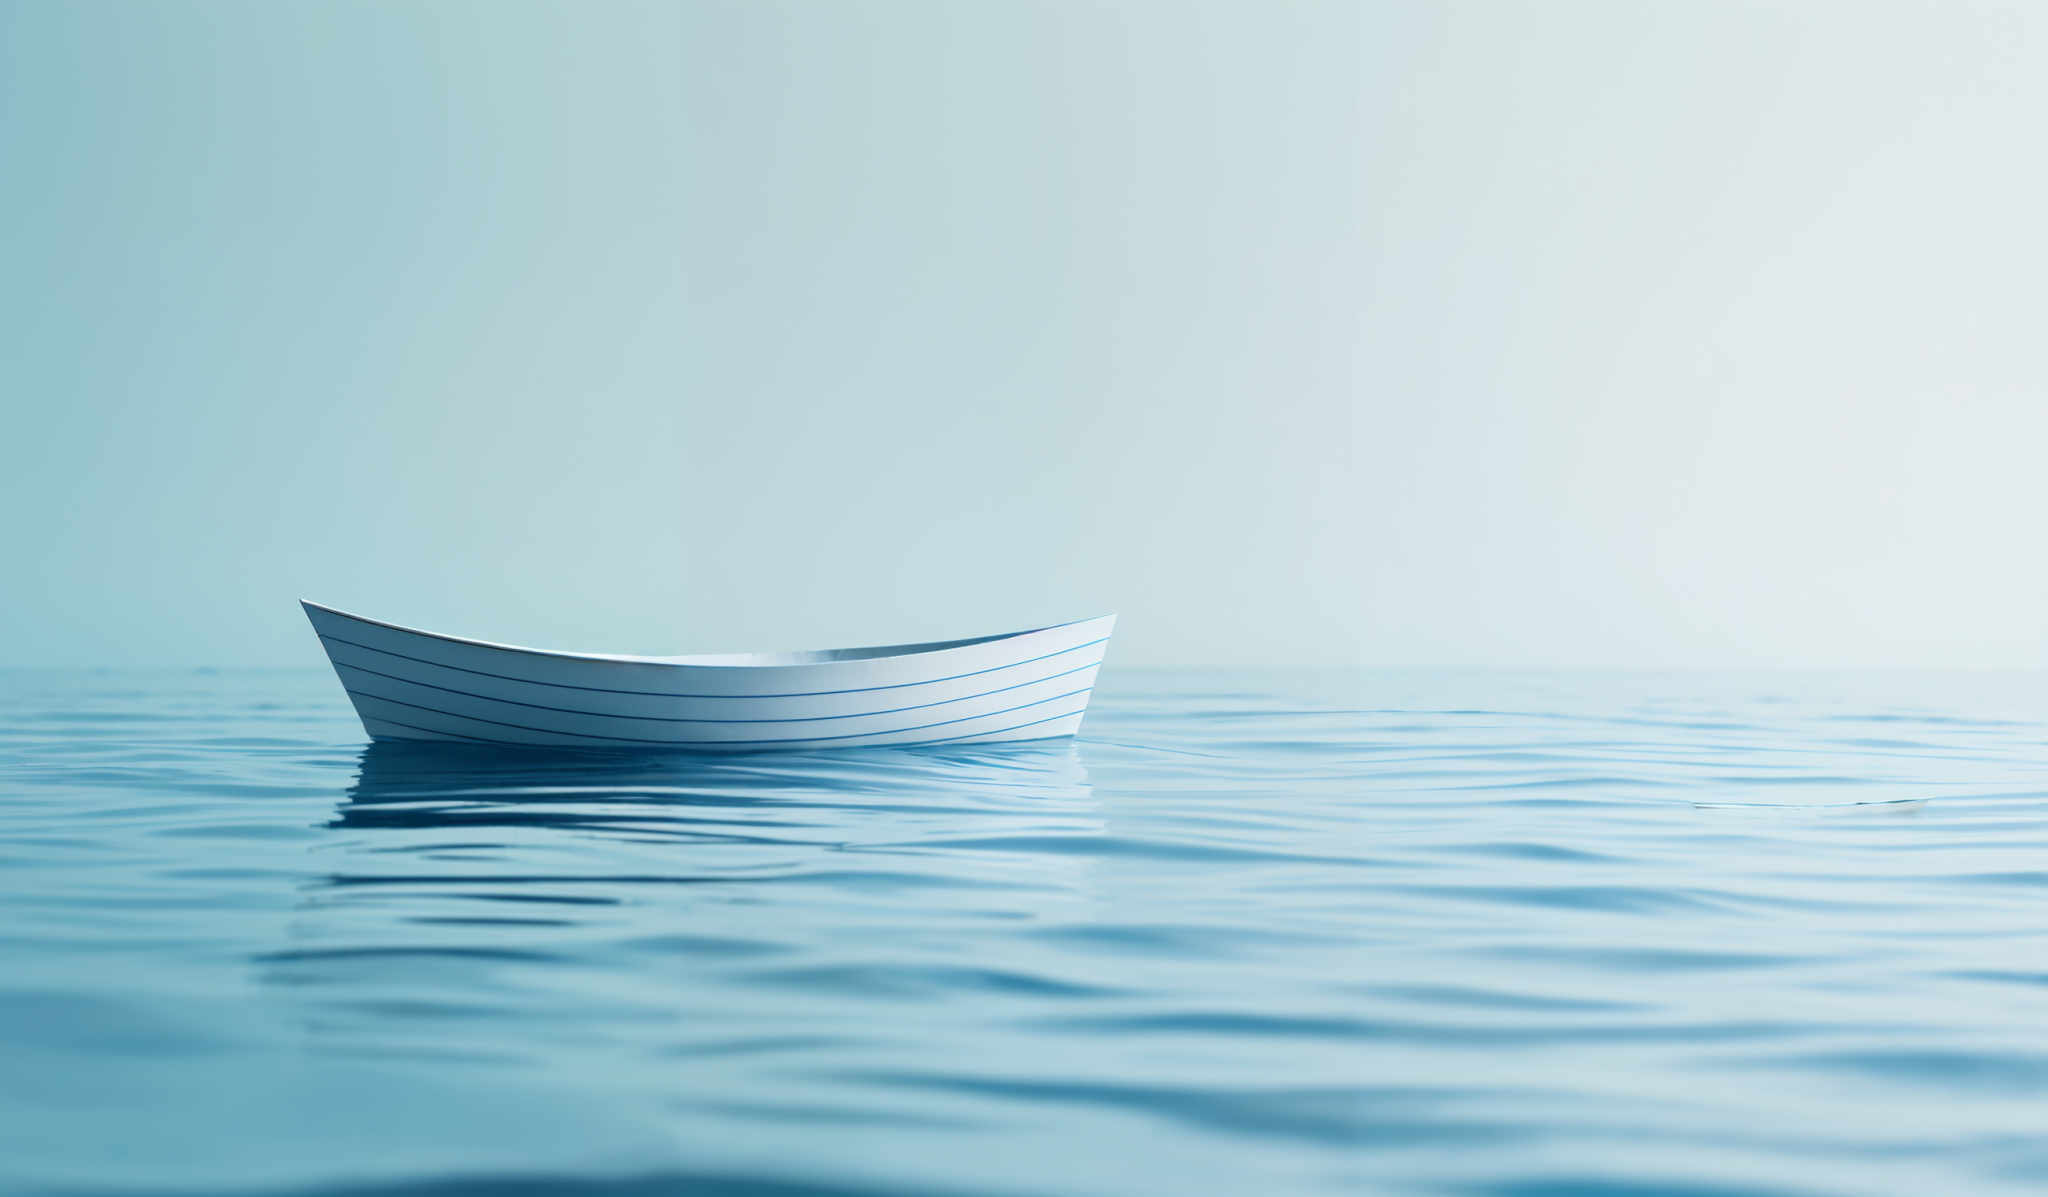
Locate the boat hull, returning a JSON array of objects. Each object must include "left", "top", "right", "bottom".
[{"left": 303, "top": 602, "right": 1114, "bottom": 752}]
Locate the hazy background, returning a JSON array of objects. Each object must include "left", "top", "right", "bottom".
[{"left": 3, "top": 0, "right": 2043, "bottom": 669}]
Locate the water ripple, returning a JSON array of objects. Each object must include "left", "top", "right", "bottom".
[{"left": 9, "top": 667, "right": 2048, "bottom": 1195}]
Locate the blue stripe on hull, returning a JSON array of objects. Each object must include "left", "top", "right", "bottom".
[
  {"left": 341, "top": 684, "right": 1096, "bottom": 749},
  {"left": 352, "top": 700, "right": 1091, "bottom": 752},
  {"left": 327, "top": 655, "right": 1105, "bottom": 725}
]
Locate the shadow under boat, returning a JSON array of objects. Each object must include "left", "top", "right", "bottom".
[{"left": 335, "top": 737, "right": 1095, "bottom": 833}]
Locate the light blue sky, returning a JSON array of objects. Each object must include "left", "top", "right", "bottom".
[{"left": 3, "top": 1, "right": 2043, "bottom": 668}]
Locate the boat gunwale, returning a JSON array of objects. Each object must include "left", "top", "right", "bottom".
[
  {"left": 301, "top": 600, "right": 1114, "bottom": 672},
  {"left": 315, "top": 629, "right": 1112, "bottom": 701}
]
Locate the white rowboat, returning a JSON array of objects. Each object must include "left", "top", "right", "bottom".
[{"left": 302, "top": 601, "right": 1115, "bottom": 752}]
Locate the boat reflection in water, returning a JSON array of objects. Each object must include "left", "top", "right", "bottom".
[
  {"left": 265, "top": 740, "right": 1104, "bottom": 1068},
  {"left": 333, "top": 737, "right": 1097, "bottom": 836}
]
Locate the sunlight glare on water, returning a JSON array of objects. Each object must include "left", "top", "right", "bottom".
[{"left": 7, "top": 667, "right": 2048, "bottom": 1196}]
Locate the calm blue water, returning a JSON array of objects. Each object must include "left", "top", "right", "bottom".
[{"left": 8, "top": 668, "right": 2048, "bottom": 1196}]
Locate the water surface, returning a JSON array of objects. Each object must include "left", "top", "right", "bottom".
[{"left": 8, "top": 668, "right": 2048, "bottom": 1195}]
